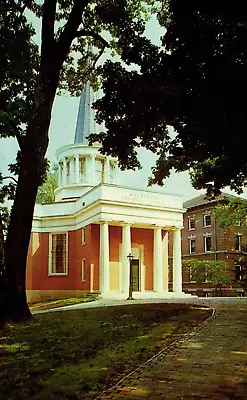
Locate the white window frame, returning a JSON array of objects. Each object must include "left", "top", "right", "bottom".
[
  {"left": 189, "top": 237, "right": 196, "bottom": 254},
  {"left": 48, "top": 232, "right": 68, "bottom": 276},
  {"left": 188, "top": 216, "right": 195, "bottom": 230},
  {"left": 235, "top": 264, "right": 243, "bottom": 281},
  {"left": 203, "top": 213, "right": 211, "bottom": 228},
  {"left": 82, "top": 227, "right": 86, "bottom": 245},
  {"left": 236, "top": 233, "right": 242, "bottom": 251},
  {"left": 81, "top": 259, "right": 86, "bottom": 282},
  {"left": 204, "top": 234, "right": 212, "bottom": 252}
]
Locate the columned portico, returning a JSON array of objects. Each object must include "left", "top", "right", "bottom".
[
  {"left": 173, "top": 228, "right": 183, "bottom": 293},
  {"left": 99, "top": 222, "right": 110, "bottom": 294},
  {"left": 121, "top": 224, "right": 132, "bottom": 294},
  {"left": 153, "top": 227, "right": 163, "bottom": 292}
]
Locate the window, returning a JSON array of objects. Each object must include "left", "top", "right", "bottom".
[
  {"left": 189, "top": 237, "right": 196, "bottom": 253},
  {"left": 82, "top": 228, "right": 86, "bottom": 245},
  {"left": 203, "top": 214, "right": 211, "bottom": 227},
  {"left": 204, "top": 235, "right": 212, "bottom": 252},
  {"left": 80, "top": 157, "right": 86, "bottom": 181},
  {"left": 82, "top": 259, "right": 86, "bottom": 282},
  {"left": 236, "top": 234, "right": 242, "bottom": 251},
  {"left": 188, "top": 217, "right": 195, "bottom": 230},
  {"left": 49, "top": 233, "right": 68, "bottom": 275},
  {"left": 95, "top": 159, "right": 104, "bottom": 183},
  {"left": 235, "top": 265, "right": 243, "bottom": 281},
  {"left": 188, "top": 266, "right": 196, "bottom": 282}
]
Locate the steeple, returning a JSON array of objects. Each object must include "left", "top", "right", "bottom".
[
  {"left": 74, "top": 81, "right": 102, "bottom": 145},
  {"left": 54, "top": 79, "right": 119, "bottom": 202}
]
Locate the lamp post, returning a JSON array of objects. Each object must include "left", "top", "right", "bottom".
[{"left": 127, "top": 253, "right": 134, "bottom": 300}]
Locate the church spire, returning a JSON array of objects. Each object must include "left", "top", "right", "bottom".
[{"left": 74, "top": 81, "right": 102, "bottom": 145}]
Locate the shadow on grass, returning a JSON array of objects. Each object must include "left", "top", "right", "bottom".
[{"left": 0, "top": 303, "right": 211, "bottom": 400}]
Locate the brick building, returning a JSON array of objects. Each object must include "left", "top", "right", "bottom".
[{"left": 181, "top": 194, "right": 247, "bottom": 296}]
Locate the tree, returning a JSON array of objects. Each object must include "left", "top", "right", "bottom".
[
  {"left": 36, "top": 166, "right": 58, "bottom": 204},
  {"left": 214, "top": 197, "right": 247, "bottom": 228},
  {"left": 92, "top": 0, "right": 247, "bottom": 196},
  {"left": 184, "top": 259, "right": 232, "bottom": 297},
  {"left": 0, "top": 0, "right": 159, "bottom": 324},
  {"left": 0, "top": 0, "right": 39, "bottom": 325}
]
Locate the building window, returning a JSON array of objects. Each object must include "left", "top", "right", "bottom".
[
  {"left": 82, "top": 228, "right": 86, "bottom": 245},
  {"left": 80, "top": 157, "right": 86, "bottom": 180},
  {"left": 189, "top": 237, "right": 196, "bottom": 254},
  {"left": 82, "top": 259, "right": 86, "bottom": 282},
  {"left": 235, "top": 265, "right": 243, "bottom": 281},
  {"left": 236, "top": 234, "right": 242, "bottom": 251},
  {"left": 188, "top": 266, "right": 196, "bottom": 282},
  {"left": 203, "top": 214, "right": 211, "bottom": 227},
  {"left": 95, "top": 159, "right": 104, "bottom": 183},
  {"left": 188, "top": 217, "right": 195, "bottom": 230},
  {"left": 49, "top": 233, "right": 68, "bottom": 275},
  {"left": 204, "top": 235, "right": 212, "bottom": 252}
]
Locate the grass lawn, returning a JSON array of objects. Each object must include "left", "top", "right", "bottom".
[{"left": 0, "top": 303, "right": 211, "bottom": 400}]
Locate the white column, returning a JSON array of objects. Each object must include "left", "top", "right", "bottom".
[
  {"left": 162, "top": 231, "right": 169, "bottom": 291},
  {"left": 153, "top": 227, "right": 163, "bottom": 292},
  {"left": 58, "top": 163, "right": 62, "bottom": 186},
  {"left": 62, "top": 158, "right": 67, "bottom": 186},
  {"left": 91, "top": 155, "right": 96, "bottom": 183},
  {"left": 104, "top": 157, "right": 110, "bottom": 184},
  {"left": 75, "top": 155, "right": 80, "bottom": 183},
  {"left": 121, "top": 224, "right": 131, "bottom": 294},
  {"left": 173, "top": 228, "right": 183, "bottom": 293},
  {"left": 85, "top": 156, "right": 90, "bottom": 182},
  {"left": 68, "top": 158, "right": 73, "bottom": 184},
  {"left": 113, "top": 162, "right": 117, "bottom": 184},
  {"left": 100, "top": 222, "right": 110, "bottom": 294}
]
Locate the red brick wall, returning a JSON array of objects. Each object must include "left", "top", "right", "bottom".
[
  {"left": 182, "top": 206, "right": 215, "bottom": 255},
  {"left": 27, "top": 225, "right": 159, "bottom": 292},
  {"left": 91, "top": 224, "right": 100, "bottom": 290},
  {"left": 27, "top": 226, "right": 96, "bottom": 291}
]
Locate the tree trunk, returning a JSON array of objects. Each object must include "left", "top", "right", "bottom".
[
  {"left": 0, "top": 0, "right": 88, "bottom": 325},
  {"left": 1, "top": 75, "right": 58, "bottom": 324},
  {"left": 0, "top": 213, "right": 6, "bottom": 328},
  {"left": 0, "top": 212, "right": 4, "bottom": 276}
]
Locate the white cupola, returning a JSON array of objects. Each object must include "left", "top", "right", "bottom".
[{"left": 54, "top": 82, "right": 119, "bottom": 202}]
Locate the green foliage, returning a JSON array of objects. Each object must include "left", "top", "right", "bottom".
[
  {"left": 0, "top": 0, "right": 39, "bottom": 141},
  {"left": 214, "top": 197, "right": 247, "bottom": 228},
  {"left": 184, "top": 259, "right": 232, "bottom": 286},
  {"left": 1, "top": 0, "right": 163, "bottom": 323},
  {"left": 36, "top": 167, "right": 58, "bottom": 204},
  {"left": 93, "top": 0, "right": 247, "bottom": 195}
]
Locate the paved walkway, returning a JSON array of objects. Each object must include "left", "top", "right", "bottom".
[{"left": 92, "top": 298, "right": 247, "bottom": 400}]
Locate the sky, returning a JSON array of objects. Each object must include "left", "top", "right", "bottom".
[{"left": 0, "top": 10, "right": 245, "bottom": 202}]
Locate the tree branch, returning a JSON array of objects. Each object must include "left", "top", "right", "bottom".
[
  {"left": 2, "top": 177, "right": 18, "bottom": 184},
  {"left": 75, "top": 30, "right": 110, "bottom": 48},
  {"left": 92, "top": 44, "right": 107, "bottom": 69},
  {"left": 41, "top": 0, "right": 57, "bottom": 63},
  {"left": 56, "top": 0, "right": 90, "bottom": 65}
]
